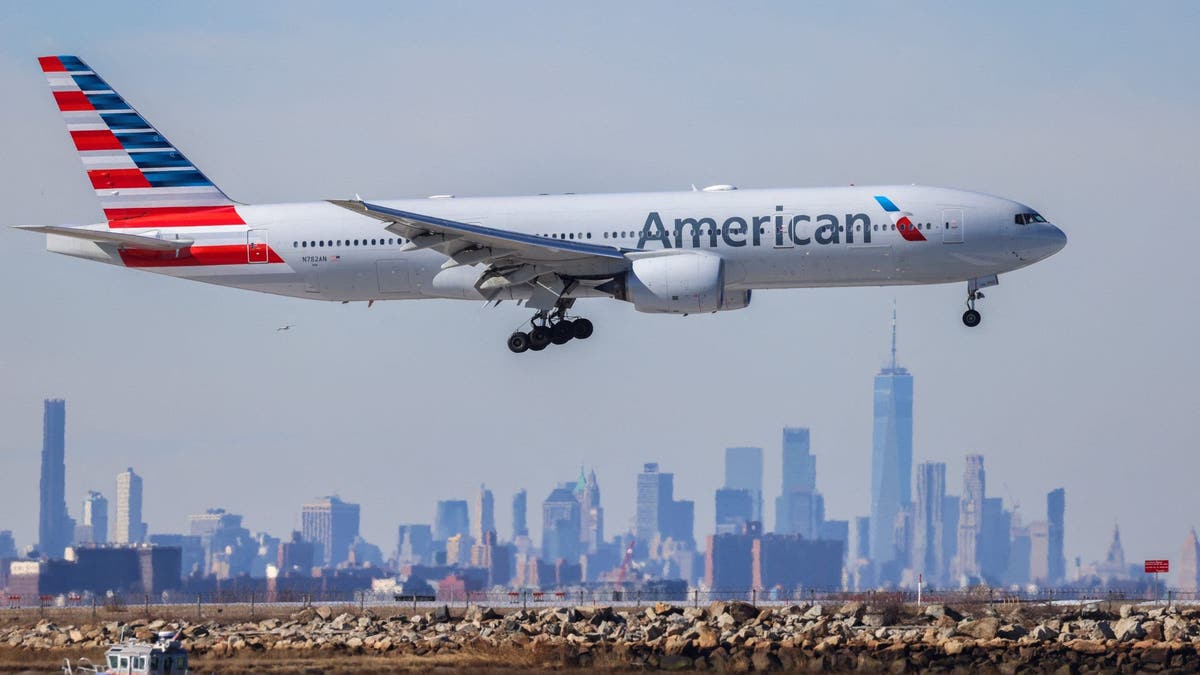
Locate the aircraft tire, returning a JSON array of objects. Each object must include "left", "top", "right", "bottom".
[
  {"left": 551, "top": 321, "right": 574, "bottom": 345},
  {"left": 572, "top": 318, "right": 594, "bottom": 340},
  {"left": 508, "top": 332, "right": 530, "bottom": 353},
  {"left": 962, "top": 309, "right": 982, "bottom": 328},
  {"left": 529, "top": 326, "right": 552, "bottom": 349}
]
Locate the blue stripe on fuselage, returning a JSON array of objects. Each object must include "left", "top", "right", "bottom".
[{"left": 874, "top": 195, "right": 900, "bottom": 212}]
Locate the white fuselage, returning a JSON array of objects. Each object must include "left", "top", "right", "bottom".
[{"left": 48, "top": 184, "right": 1066, "bottom": 304}]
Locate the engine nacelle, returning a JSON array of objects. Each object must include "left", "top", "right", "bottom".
[
  {"left": 718, "top": 289, "right": 752, "bottom": 311},
  {"left": 624, "top": 252, "right": 725, "bottom": 314}
]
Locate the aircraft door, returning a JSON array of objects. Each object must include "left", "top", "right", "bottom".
[
  {"left": 942, "top": 209, "right": 963, "bottom": 244},
  {"left": 247, "top": 229, "right": 270, "bottom": 262}
]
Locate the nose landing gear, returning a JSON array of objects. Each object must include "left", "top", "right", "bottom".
[
  {"left": 961, "top": 275, "right": 998, "bottom": 328},
  {"left": 507, "top": 300, "right": 594, "bottom": 353}
]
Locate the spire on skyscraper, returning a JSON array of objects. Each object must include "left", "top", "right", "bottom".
[{"left": 890, "top": 300, "right": 898, "bottom": 369}]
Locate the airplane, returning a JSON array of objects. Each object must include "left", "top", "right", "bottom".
[{"left": 18, "top": 56, "right": 1066, "bottom": 353}]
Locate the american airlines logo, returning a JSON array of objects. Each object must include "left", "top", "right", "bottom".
[{"left": 637, "top": 196, "right": 922, "bottom": 249}]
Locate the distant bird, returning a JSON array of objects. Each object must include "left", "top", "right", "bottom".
[{"left": 276, "top": 324, "right": 293, "bottom": 332}]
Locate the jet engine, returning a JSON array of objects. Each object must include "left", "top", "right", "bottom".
[{"left": 620, "top": 252, "right": 726, "bottom": 314}]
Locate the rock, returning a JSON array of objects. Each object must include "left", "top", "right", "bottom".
[
  {"left": 1114, "top": 617, "right": 1146, "bottom": 641},
  {"left": 724, "top": 601, "right": 758, "bottom": 624},
  {"left": 1120, "top": 604, "right": 1137, "bottom": 619},
  {"left": 315, "top": 606, "right": 333, "bottom": 621},
  {"left": 1030, "top": 625, "right": 1059, "bottom": 641},
  {"left": 997, "top": 624, "right": 1028, "bottom": 640},
  {"left": 944, "top": 639, "right": 966, "bottom": 655},
  {"left": 803, "top": 604, "right": 826, "bottom": 619},
  {"left": 697, "top": 627, "right": 719, "bottom": 650},
  {"left": 432, "top": 605, "right": 452, "bottom": 623},
  {"left": 1164, "top": 616, "right": 1189, "bottom": 641},
  {"left": 1144, "top": 620, "right": 1164, "bottom": 641},
  {"left": 1068, "top": 639, "right": 1108, "bottom": 655},
  {"left": 925, "top": 604, "right": 964, "bottom": 622},
  {"left": 958, "top": 617, "right": 1000, "bottom": 640},
  {"left": 839, "top": 601, "right": 865, "bottom": 619}
]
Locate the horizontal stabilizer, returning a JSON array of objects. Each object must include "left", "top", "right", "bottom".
[{"left": 13, "top": 224, "right": 193, "bottom": 250}]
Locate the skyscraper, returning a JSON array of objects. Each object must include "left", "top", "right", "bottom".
[
  {"left": 912, "top": 462, "right": 946, "bottom": 584},
  {"left": 301, "top": 496, "right": 360, "bottom": 567},
  {"left": 434, "top": 499, "right": 471, "bottom": 561},
  {"left": 636, "top": 463, "right": 672, "bottom": 543},
  {"left": 956, "top": 455, "right": 985, "bottom": 581},
  {"left": 542, "top": 483, "right": 582, "bottom": 562},
  {"left": 869, "top": 309, "right": 913, "bottom": 577},
  {"left": 1047, "top": 488, "right": 1065, "bottom": 585},
  {"left": 512, "top": 490, "right": 528, "bottom": 538},
  {"left": 114, "top": 467, "right": 146, "bottom": 545},
  {"left": 1180, "top": 529, "right": 1200, "bottom": 594},
  {"left": 715, "top": 488, "right": 754, "bottom": 535},
  {"left": 724, "top": 447, "right": 763, "bottom": 522},
  {"left": 576, "top": 468, "right": 604, "bottom": 553},
  {"left": 1027, "top": 520, "right": 1051, "bottom": 584},
  {"left": 78, "top": 491, "right": 108, "bottom": 545},
  {"left": 979, "top": 497, "right": 1011, "bottom": 584},
  {"left": 776, "top": 428, "right": 820, "bottom": 537},
  {"left": 38, "top": 399, "right": 73, "bottom": 558},
  {"left": 472, "top": 485, "right": 495, "bottom": 543},
  {"left": 396, "top": 524, "right": 433, "bottom": 565}
]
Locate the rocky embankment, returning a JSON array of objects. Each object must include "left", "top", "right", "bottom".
[{"left": 5, "top": 600, "right": 1200, "bottom": 671}]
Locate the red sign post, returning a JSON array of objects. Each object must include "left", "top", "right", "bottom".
[{"left": 1145, "top": 560, "right": 1169, "bottom": 604}]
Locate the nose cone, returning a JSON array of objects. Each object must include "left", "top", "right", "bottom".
[
  {"left": 1045, "top": 224, "right": 1067, "bottom": 256},
  {"left": 1021, "top": 223, "right": 1067, "bottom": 262}
]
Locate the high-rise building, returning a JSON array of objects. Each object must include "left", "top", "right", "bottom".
[
  {"left": 542, "top": 483, "right": 581, "bottom": 562},
  {"left": 636, "top": 463, "right": 671, "bottom": 543},
  {"left": 869, "top": 310, "right": 913, "bottom": 577},
  {"left": 1027, "top": 520, "right": 1050, "bottom": 584},
  {"left": 189, "top": 508, "right": 251, "bottom": 576},
  {"left": 396, "top": 524, "right": 433, "bottom": 565},
  {"left": 1180, "top": 529, "right": 1200, "bottom": 594},
  {"left": 38, "top": 399, "right": 73, "bottom": 558},
  {"left": 278, "top": 531, "right": 314, "bottom": 574},
  {"left": 576, "top": 469, "right": 604, "bottom": 553},
  {"left": 912, "top": 462, "right": 945, "bottom": 584},
  {"left": 979, "top": 497, "right": 1011, "bottom": 585},
  {"left": 77, "top": 491, "right": 108, "bottom": 545},
  {"left": 715, "top": 488, "right": 754, "bottom": 535},
  {"left": 1047, "top": 488, "right": 1066, "bottom": 585},
  {"left": 301, "top": 496, "right": 360, "bottom": 567},
  {"left": 635, "top": 463, "right": 693, "bottom": 548},
  {"left": 956, "top": 456, "right": 985, "bottom": 581},
  {"left": 1006, "top": 521, "right": 1032, "bottom": 586},
  {"left": 855, "top": 516, "right": 871, "bottom": 560},
  {"left": 512, "top": 490, "right": 528, "bottom": 539},
  {"left": 114, "top": 468, "right": 146, "bottom": 545},
  {"left": 0, "top": 531, "right": 16, "bottom": 559},
  {"left": 1096, "top": 525, "right": 1129, "bottom": 581},
  {"left": 776, "top": 428, "right": 821, "bottom": 537},
  {"left": 472, "top": 485, "right": 495, "bottom": 543},
  {"left": 941, "top": 495, "right": 960, "bottom": 576},
  {"left": 434, "top": 500, "right": 470, "bottom": 544},
  {"left": 724, "top": 447, "right": 763, "bottom": 522}
]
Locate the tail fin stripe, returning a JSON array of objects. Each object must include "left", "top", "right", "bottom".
[
  {"left": 130, "top": 153, "right": 191, "bottom": 169},
  {"left": 38, "top": 56, "right": 66, "bottom": 72},
  {"left": 144, "top": 170, "right": 210, "bottom": 188},
  {"left": 83, "top": 94, "right": 129, "bottom": 111},
  {"left": 53, "top": 91, "right": 94, "bottom": 111},
  {"left": 113, "top": 133, "right": 172, "bottom": 150},
  {"left": 70, "top": 129, "right": 123, "bottom": 151},
  {"left": 71, "top": 75, "right": 113, "bottom": 93},
  {"left": 100, "top": 113, "right": 151, "bottom": 131},
  {"left": 88, "top": 168, "right": 151, "bottom": 189}
]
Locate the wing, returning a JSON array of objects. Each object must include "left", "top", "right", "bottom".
[
  {"left": 14, "top": 224, "right": 193, "bottom": 251},
  {"left": 329, "top": 199, "right": 633, "bottom": 302}
]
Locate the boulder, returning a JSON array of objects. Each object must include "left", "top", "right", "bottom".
[
  {"left": 997, "top": 624, "right": 1028, "bottom": 640},
  {"left": 958, "top": 617, "right": 1000, "bottom": 640},
  {"left": 725, "top": 601, "right": 759, "bottom": 624},
  {"left": 314, "top": 606, "right": 333, "bottom": 621},
  {"left": 432, "top": 605, "right": 452, "bottom": 623},
  {"left": 1114, "top": 617, "right": 1145, "bottom": 641},
  {"left": 924, "top": 604, "right": 964, "bottom": 622},
  {"left": 838, "top": 601, "right": 865, "bottom": 619}
]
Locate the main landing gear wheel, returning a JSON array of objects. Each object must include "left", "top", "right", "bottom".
[
  {"left": 551, "top": 321, "right": 575, "bottom": 345},
  {"left": 528, "top": 326, "right": 552, "bottom": 350},
  {"left": 507, "top": 332, "right": 530, "bottom": 353},
  {"left": 572, "top": 318, "right": 594, "bottom": 340},
  {"left": 962, "top": 309, "right": 982, "bottom": 328}
]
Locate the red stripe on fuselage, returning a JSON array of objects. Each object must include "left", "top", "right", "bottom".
[
  {"left": 38, "top": 56, "right": 66, "bottom": 72},
  {"left": 71, "top": 129, "right": 123, "bottom": 151},
  {"left": 119, "top": 244, "right": 284, "bottom": 268},
  {"left": 105, "top": 205, "right": 246, "bottom": 228},
  {"left": 54, "top": 91, "right": 94, "bottom": 111},
  {"left": 89, "top": 168, "right": 151, "bottom": 189},
  {"left": 896, "top": 216, "right": 926, "bottom": 242}
]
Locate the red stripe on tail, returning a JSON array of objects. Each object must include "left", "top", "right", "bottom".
[
  {"left": 89, "top": 169, "right": 151, "bottom": 189},
  {"left": 54, "top": 91, "right": 94, "bottom": 111},
  {"left": 105, "top": 205, "right": 246, "bottom": 228},
  {"left": 71, "top": 129, "right": 123, "bottom": 151},
  {"left": 119, "top": 244, "right": 283, "bottom": 267},
  {"left": 38, "top": 56, "right": 66, "bottom": 72}
]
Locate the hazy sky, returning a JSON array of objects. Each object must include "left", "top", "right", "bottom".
[{"left": 1, "top": 3, "right": 1197, "bottom": 579}]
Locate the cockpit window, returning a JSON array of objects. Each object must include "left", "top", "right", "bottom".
[{"left": 1015, "top": 213, "right": 1047, "bottom": 225}]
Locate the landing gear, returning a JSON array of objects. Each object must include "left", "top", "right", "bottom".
[
  {"left": 963, "top": 284, "right": 985, "bottom": 327},
  {"left": 506, "top": 300, "right": 594, "bottom": 353}
]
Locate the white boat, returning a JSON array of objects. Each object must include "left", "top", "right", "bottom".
[{"left": 63, "top": 631, "right": 188, "bottom": 674}]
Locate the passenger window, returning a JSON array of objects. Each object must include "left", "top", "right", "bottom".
[
  {"left": 586, "top": 233, "right": 591, "bottom": 239},
  {"left": 318, "top": 241, "right": 324, "bottom": 247},
  {"left": 301, "top": 241, "right": 306, "bottom": 248}
]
